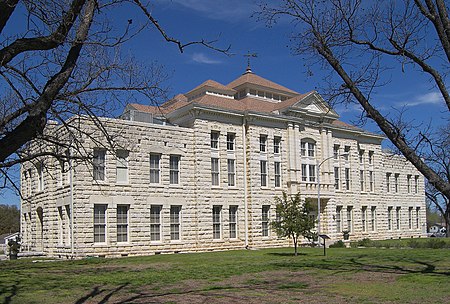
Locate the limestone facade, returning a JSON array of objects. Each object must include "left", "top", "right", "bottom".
[{"left": 20, "top": 70, "right": 426, "bottom": 258}]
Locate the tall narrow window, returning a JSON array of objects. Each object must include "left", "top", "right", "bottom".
[
  {"left": 386, "top": 173, "right": 391, "bottom": 192},
  {"left": 227, "top": 159, "right": 235, "bottom": 187},
  {"left": 260, "top": 135, "right": 267, "bottom": 152},
  {"left": 360, "top": 170, "right": 365, "bottom": 191},
  {"left": 170, "top": 155, "right": 180, "bottom": 184},
  {"left": 274, "top": 136, "right": 281, "bottom": 154},
  {"left": 408, "top": 207, "right": 413, "bottom": 229},
  {"left": 414, "top": 175, "right": 419, "bottom": 193},
  {"left": 149, "top": 154, "right": 160, "bottom": 183},
  {"left": 260, "top": 160, "right": 268, "bottom": 187},
  {"left": 309, "top": 164, "right": 316, "bottom": 182},
  {"left": 301, "top": 164, "right": 307, "bottom": 181},
  {"left": 308, "top": 142, "right": 315, "bottom": 157},
  {"left": 229, "top": 206, "right": 238, "bottom": 239},
  {"left": 344, "top": 146, "right": 350, "bottom": 161},
  {"left": 369, "top": 171, "right": 374, "bottom": 192},
  {"left": 65, "top": 205, "right": 71, "bottom": 245},
  {"left": 93, "top": 149, "right": 106, "bottom": 181},
  {"left": 227, "top": 133, "right": 235, "bottom": 151},
  {"left": 394, "top": 174, "right": 399, "bottom": 193},
  {"left": 213, "top": 205, "right": 222, "bottom": 239},
  {"left": 361, "top": 206, "right": 367, "bottom": 232},
  {"left": 370, "top": 206, "right": 376, "bottom": 232},
  {"left": 94, "top": 204, "right": 107, "bottom": 243},
  {"left": 359, "top": 149, "right": 364, "bottom": 165},
  {"left": 211, "top": 131, "right": 219, "bottom": 149},
  {"left": 211, "top": 158, "right": 220, "bottom": 186},
  {"left": 336, "top": 206, "right": 342, "bottom": 233},
  {"left": 300, "top": 142, "right": 306, "bottom": 156},
  {"left": 117, "top": 205, "right": 129, "bottom": 242},
  {"left": 150, "top": 205, "right": 162, "bottom": 241},
  {"left": 58, "top": 207, "right": 64, "bottom": 244},
  {"left": 274, "top": 161, "right": 281, "bottom": 187},
  {"left": 345, "top": 168, "right": 350, "bottom": 190},
  {"left": 396, "top": 207, "right": 401, "bottom": 230},
  {"left": 368, "top": 151, "right": 374, "bottom": 165},
  {"left": 170, "top": 205, "right": 181, "bottom": 241},
  {"left": 333, "top": 144, "right": 340, "bottom": 159},
  {"left": 407, "top": 175, "right": 411, "bottom": 193},
  {"left": 347, "top": 206, "right": 353, "bottom": 232},
  {"left": 416, "top": 207, "right": 420, "bottom": 229},
  {"left": 388, "top": 207, "right": 393, "bottom": 230},
  {"left": 36, "top": 162, "right": 45, "bottom": 191},
  {"left": 262, "top": 205, "right": 270, "bottom": 236},
  {"left": 116, "top": 150, "right": 129, "bottom": 183},
  {"left": 334, "top": 167, "right": 340, "bottom": 189}
]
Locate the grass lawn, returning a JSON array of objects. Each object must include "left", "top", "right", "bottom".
[{"left": 1, "top": 247, "right": 449, "bottom": 303}]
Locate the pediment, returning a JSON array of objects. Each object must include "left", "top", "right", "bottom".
[{"left": 288, "top": 92, "right": 339, "bottom": 118}]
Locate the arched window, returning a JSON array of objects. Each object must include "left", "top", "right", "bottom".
[{"left": 300, "top": 139, "right": 316, "bottom": 182}]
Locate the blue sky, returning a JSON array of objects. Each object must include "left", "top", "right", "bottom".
[{"left": 1, "top": 0, "right": 448, "bottom": 207}]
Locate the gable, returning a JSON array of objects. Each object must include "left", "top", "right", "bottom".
[{"left": 284, "top": 92, "right": 339, "bottom": 119}]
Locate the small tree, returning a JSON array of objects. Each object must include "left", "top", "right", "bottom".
[{"left": 271, "top": 192, "right": 316, "bottom": 256}]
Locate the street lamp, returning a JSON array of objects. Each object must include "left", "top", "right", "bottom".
[{"left": 316, "top": 152, "right": 348, "bottom": 244}]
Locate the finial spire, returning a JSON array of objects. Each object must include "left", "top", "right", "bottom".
[{"left": 243, "top": 51, "right": 257, "bottom": 74}]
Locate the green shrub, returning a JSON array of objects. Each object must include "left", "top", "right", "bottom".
[
  {"left": 329, "top": 240, "right": 346, "bottom": 248},
  {"left": 426, "top": 239, "right": 447, "bottom": 249}
]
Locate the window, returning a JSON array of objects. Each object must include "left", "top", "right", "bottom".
[
  {"left": 260, "top": 160, "right": 268, "bottom": 187},
  {"left": 416, "top": 207, "right": 420, "bottom": 229},
  {"left": 117, "top": 205, "right": 129, "bottom": 242},
  {"left": 300, "top": 141, "right": 306, "bottom": 156},
  {"left": 211, "top": 131, "right": 219, "bottom": 149},
  {"left": 394, "top": 174, "right": 399, "bottom": 193},
  {"left": 227, "top": 159, "right": 235, "bottom": 187},
  {"left": 58, "top": 207, "right": 64, "bottom": 244},
  {"left": 150, "top": 205, "right": 162, "bottom": 241},
  {"left": 359, "top": 149, "right": 364, "bottom": 165},
  {"left": 274, "top": 161, "right": 281, "bottom": 187},
  {"left": 414, "top": 175, "right": 419, "bottom": 193},
  {"left": 308, "top": 142, "right": 315, "bottom": 157},
  {"left": 370, "top": 206, "right": 376, "bottom": 232},
  {"left": 334, "top": 167, "right": 340, "bottom": 189},
  {"left": 301, "top": 140, "right": 315, "bottom": 157},
  {"left": 170, "top": 155, "right": 180, "bottom": 184},
  {"left": 36, "top": 162, "right": 44, "bottom": 191},
  {"left": 344, "top": 146, "right": 350, "bottom": 161},
  {"left": 65, "top": 205, "right": 71, "bottom": 245},
  {"left": 336, "top": 206, "right": 342, "bottom": 233},
  {"left": 116, "top": 150, "right": 129, "bottom": 183},
  {"left": 408, "top": 207, "right": 413, "bottom": 229},
  {"left": 369, "top": 171, "right": 374, "bottom": 192},
  {"left": 388, "top": 207, "right": 393, "bottom": 230},
  {"left": 347, "top": 206, "right": 353, "bottom": 232},
  {"left": 274, "top": 137, "right": 281, "bottom": 154},
  {"left": 170, "top": 206, "right": 181, "bottom": 241},
  {"left": 262, "top": 205, "right": 270, "bottom": 236},
  {"left": 211, "top": 158, "right": 220, "bottom": 186},
  {"left": 213, "top": 205, "right": 222, "bottom": 239},
  {"left": 260, "top": 135, "right": 267, "bottom": 152},
  {"left": 407, "top": 175, "right": 411, "bottom": 193},
  {"left": 308, "top": 165, "right": 316, "bottom": 182},
  {"left": 93, "top": 149, "right": 106, "bottom": 181},
  {"left": 368, "top": 151, "right": 374, "bottom": 165},
  {"left": 396, "top": 207, "right": 401, "bottom": 230},
  {"left": 360, "top": 170, "right": 365, "bottom": 191},
  {"left": 149, "top": 154, "right": 160, "bottom": 183},
  {"left": 301, "top": 164, "right": 307, "bottom": 181},
  {"left": 386, "top": 173, "right": 391, "bottom": 192},
  {"left": 361, "top": 206, "right": 367, "bottom": 232},
  {"left": 333, "top": 145, "right": 340, "bottom": 159},
  {"left": 345, "top": 168, "right": 350, "bottom": 190},
  {"left": 227, "top": 133, "right": 235, "bottom": 151},
  {"left": 229, "top": 206, "right": 238, "bottom": 239},
  {"left": 94, "top": 204, "right": 107, "bottom": 243}
]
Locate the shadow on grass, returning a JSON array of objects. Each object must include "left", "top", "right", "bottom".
[
  {"left": 1, "top": 280, "right": 19, "bottom": 304},
  {"left": 75, "top": 283, "right": 128, "bottom": 304},
  {"left": 267, "top": 252, "right": 307, "bottom": 257}
]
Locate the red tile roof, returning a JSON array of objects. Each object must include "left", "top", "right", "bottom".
[
  {"left": 227, "top": 71, "right": 298, "bottom": 95},
  {"left": 186, "top": 79, "right": 236, "bottom": 96}
]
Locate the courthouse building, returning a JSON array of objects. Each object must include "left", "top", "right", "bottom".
[{"left": 20, "top": 67, "right": 426, "bottom": 258}]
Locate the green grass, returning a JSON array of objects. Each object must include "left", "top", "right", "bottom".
[
  {"left": 351, "top": 237, "right": 450, "bottom": 248},
  {"left": 1, "top": 247, "right": 449, "bottom": 303}
]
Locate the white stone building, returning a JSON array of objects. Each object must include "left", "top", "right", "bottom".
[{"left": 20, "top": 68, "right": 426, "bottom": 258}]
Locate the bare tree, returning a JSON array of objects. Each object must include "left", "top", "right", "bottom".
[
  {"left": 257, "top": 1, "right": 450, "bottom": 211},
  {"left": 0, "top": 0, "right": 229, "bottom": 194}
]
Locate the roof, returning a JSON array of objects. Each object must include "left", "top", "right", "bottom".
[
  {"left": 186, "top": 79, "right": 236, "bottom": 97},
  {"left": 227, "top": 71, "right": 298, "bottom": 95}
]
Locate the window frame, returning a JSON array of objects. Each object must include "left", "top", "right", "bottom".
[
  {"left": 170, "top": 155, "right": 180, "bottom": 185},
  {"left": 211, "top": 131, "right": 220, "bottom": 149},
  {"left": 262, "top": 205, "right": 270, "bottom": 237},
  {"left": 94, "top": 204, "right": 107, "bottom": 244},
  {"left": 116, "top": 150, "right": 129, "bottom": 184},
  {"left": 170, "top": 205, "right": 182, "bottom": 241},
  {"left": 211, "top": 158, "right": 220, "bottom": 186},
  {"left": 259, "top": 135, "right": 267, "bottom": 152},
  {"left": 150, "top": 205, "right": 162, "bottom": 242},
  {"left": 149, "top": 153, "right": 161, "bottom": 184},
  {"left": 260, "top": 160, "right": 268, "bottom": 187},
  {"left": 213, "top": 205, "right": 222, "bottom": 239},
  {"left": 229, "top": 206, "right": 238, "bottom": 239},
  {"left": 117, "top": 205, "right": 129, "bottom": 243},
  {"left": 93, "top": 149, "right": 106, "bottom": 181},
  {"left": 274, "top": 161, "right": 281, "bottom": 188}
]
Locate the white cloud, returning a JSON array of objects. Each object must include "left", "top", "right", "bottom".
[
  {"left": 396, "top": 91, "right": 444, "bottom": 107},
  {"left": 191, "top": 52, "right": 222, "bottom": 64}
]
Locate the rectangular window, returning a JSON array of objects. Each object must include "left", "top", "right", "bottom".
[
  {"left": 359, "top": 150, "right": 364, "bottom": 165},
  {"left": 211, "top": 158, "right": 220, "bottom": 186},
  {"left": 211, "top": 131, "right": 219, "bottom": 149},
  {"left": 65, "top": 205, "right": 71, "bottom": 246},
  {"left": 150, "top": 205, "right": 162, "bottom": 241},
  {"left": 369, "top": 171, "right": 374, "bottom": 192},
  {"left": 260, "top": 135, "right": 267, "bottom": 152},
  {"left": 116, "top": 150, "right": 129, "bottom": 183},
  {"left": 308, "top": 142, "right": 315, "bottom": 157},
  {"left": 170, "top": 205, "right": 181, "bottom": 241},
  {"left": 117, "top": 205, "right": 129, "bottom": 243},
  {"left": 300, "top": 142, "right": 306, "bottom": 156},
  {"left": 260, "top": 160, "right": 268, "bottom": 187},
  {"left": 229, "top": 206, "right": 238, "bottom": 239},
  {"left": 370, "top": 206, "right": 376, "bottom": 232},
  {"left": 94, "top": 204, "right": 107, "bottom": 243},
  {"left": 93, "top": 149, "right": 106, "bottom": 181},
  {"left": 386, "top": 173, "right": 391, "bottom": 192},
  {"left": 414, "top": 175, "right": 419, "bottom": 193},
  {"left": 336, "top": 206, "right": 342, "bottom": 233},
  {"left": 334, "top": 167, "right": 340, "bottom": 189},
  {"left": 333, "top": 144, "right": 340, "bottom": 159},
  {"left": 227, "top": 159, "right": 235, "bottom": 187},
  {"left": 347, "top": 206, "right": 353, "bottom": 232},
  {"left": 396, "top": 207, "right": 401, "bottom": 230},
  {"left": 170, "top": 155, "right": 180, "bottom": 184},
  {"left": 407, "top": 175, "right": 411, "bottom": 193},
  {"left": 301, "top": 164, "right": 307, "bottom": 181},
  {"left": 274, "top": 161, "right": 281, "bottom": 187},
  {"left": 394, "top": 174, "right": 399, "bottom": 193},
  {"left": 213, "top": 205, "right": 222, "bottom": 239},
  {"left": 408, "top": 207, "right": 413, "bottom": 229},
  {"left": 344, "top": 146, "right": 350, "bottom": 161},
  {"left": 360, "top": 170, "right": 365, "bottom": 191},
  {"left": 309, "top": 164, "right": 316, "bottom": 182},
  {"left": 149, "top": 154, "right": 160, "bottom": 183},
  {"left": 416, "top": 207, "right": 420, "bottom": 229},
  {"left": 345, "top": 168, "right": 350, "bottom": 190},
  {"left": 36, "top": 162, "right": 44, "bottom": 191},
  {"left": 361, "top": 206, "right": 367, "bottom": 232},
  {"left": 388, "top": 207, "right": 393, "bottom": 230},
  {"left": 227, "top": 133, "right": 235, "bottom": 151},
  {"left": 274, "top": 136, "right": 281, "bottom": 154},
  {"left": 262, "top": 205, "right": 270, "bottom": 236},
  {"left": 368, "top": 151, "right": 374, "bottom": 165},
  {"left": 58, "top": 207, "right": 64, "bottom": 244}
]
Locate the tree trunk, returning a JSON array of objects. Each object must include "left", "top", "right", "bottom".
[{"left": 294, "top": 238, "right": 298, "bottom": 256}]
